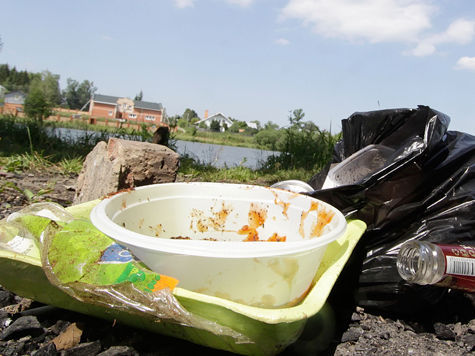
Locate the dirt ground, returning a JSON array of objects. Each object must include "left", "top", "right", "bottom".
[{"left": 0, "top": 170, "right": 474, "bottom": 355}]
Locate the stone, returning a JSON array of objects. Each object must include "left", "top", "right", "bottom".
[
  {"left": 31, "top": 342, "right": 58, "bottom": 356},
  {"left": 0, "top": 311, "right": 11, "bottom": 329},
  {"left": 462, "top": 334, "right": 475, "bottom": 348},
  {"left": 0, "top": 315, "right": 44, "bottom": 341},
  {"left": 0, "top": 339, "right": 26, "bottom": 356},
  {"left": 60, "top": 340, "right": 101, "bottom": 356},
  {"left": 97, "top": 345, "right": 139, "bottom": 356},
  {"left": 74, "top": 138, "right": 180, "bottom": 204},
  {"left": 48, "top": 320, "right": 72, "bottom": 336},
  {"left": 341, "top": 327, "right": 364, "bottom": 342},
  {"left": 0, "top": 290, "right": 15, "bottom": 307},
  {"left": 434, "top": 322, "right": 456, "bottom": 340}
]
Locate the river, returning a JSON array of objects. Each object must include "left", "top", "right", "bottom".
[{"left": 50, "top": 127, "right": 279, "bottom": 170}]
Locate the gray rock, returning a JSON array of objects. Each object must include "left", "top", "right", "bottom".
[
  {"left": 0, "top": 339, "right": 25, "bottom": 356},
  {"left": 434, "top": 322, "right": 456, "bottom": 340},
  {"left": 0, "top": 315, "right": 43, "bottom": 341},
  {"left": 341, "top": 326, "right": 364, "bottom": 342},
  {"left": 0, "top": 310, "right": 11, "bottom": 327},
  {"left": 31, "top": 342, "right": 58, "bottom": 356},
  {"left": 74, "top": 138, "right": 180, "bottom": 204},
  {"left": 60, "top": 340, "right": 101, "bottom": 356},
  {"left": 0, "top": 290, "right": 15, "bottom": 307},
  {"left": 97, "top": 345, "right": 139, "bottom": 356},
  {"left": 462, "top": 334, "right": 475, "bottom": 348},
  {"left": 48, "top": 320, "right": 71, "bottom": 336}
]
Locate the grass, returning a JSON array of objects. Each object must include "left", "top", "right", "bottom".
[
  {"left": 174, "top": 130, "right": 261, "bottom": 149},
  {"left": 177, "top": 154, "right": 314, "bottom": 186},
  {"left": 0, "top": 153, "right": 83, "bottom": 175}
]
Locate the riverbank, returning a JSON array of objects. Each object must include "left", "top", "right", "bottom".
[{"left": 43, "top": 116, "right": 265, "bottom": 150}]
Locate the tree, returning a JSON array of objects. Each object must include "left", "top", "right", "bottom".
[
  {"left": 134, "top": 90, "right": 143, "bottom": 101},
  {"left": 182, "top": 108, "right": 198, "bottom": 123},
  {"left": 210, "top": 120, "right": 221, "bottom": 132},
  {"left": 76, "top": 80, "right": 96, "bottom": 109},
  {"left": 63, "top": 79, "right": 80, "bottom": 109},
  {"left": 24, "top": 84, "right": 53, "bottom": 122},
  {"left": 38, "top": 70, "right": 62, "bottom": 106},
  {"left": 23, "top": 71, "right": 61, "bottom": 121},
  {"left": 264, "top": 121, "right": 279, "bottom": 130},
  {"left": 63, "top": 78, "right": 96, "bottom": 110},
  {"left": 289, "top": 108, "right": 305, "bottom": 127},
  {"left": 228, "top": 120, "right": 248, "bottom": 133},
  {"left": 254, "top": 128, "right": 282, "bottom": 151},
  {"left": 0, "top": 64, "right": 34, "bottom": 92}
]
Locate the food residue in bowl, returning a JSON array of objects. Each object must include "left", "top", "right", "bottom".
[
  {"left": 299, "top": 201, "right": 335, "bottom": 238},
  {"left": 190, "top": 203, "right": 232, "bottom": 233}
]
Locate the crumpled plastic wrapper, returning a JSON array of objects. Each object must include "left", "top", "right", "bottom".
[{"left": 1, "top": 202, "right": 251, "bottom": 344}]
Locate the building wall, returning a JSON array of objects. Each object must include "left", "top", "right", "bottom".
[
  {"left": 90, "top": 102, "right": 116, "bottom": 118},
  {"left": 90, "top": 100, "right": 164, "bottom": 126},
  {"left": 3, "top": 103, "right": 24, "bottom": 115},
  {"left": 125, "top": 107, "right": 163, "bottom": 124}
]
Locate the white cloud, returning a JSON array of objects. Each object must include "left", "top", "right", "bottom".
[
  {"left": 442, "top": 19, "right": 475, "bottom": 44},
  {"left": 174, "top": 0, "right": 195, "bottom": 8},
  {"left": 101, "top": 35, "right": 113, "bottom": 41},
  {"left": 275, "top": 38, "right": 290, "bottom": 45},
  {"left": 280, "top": 0, "right": 475, "bottom": 56},
  {"left": 227, "top": 0, "right": 254, "bottom": 7},
  {"left": 455, "top": 56, "right": 475, "bottom": 70},
  {"left": 411, "top": 19, "right": 475, "bottom": 56},
  {"left": 281, "top": 0, "right": 434, "bottom": 43}
]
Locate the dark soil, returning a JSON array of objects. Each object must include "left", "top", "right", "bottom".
[{"left": 0, "top": 170, "right": 474, "bottom": 355}]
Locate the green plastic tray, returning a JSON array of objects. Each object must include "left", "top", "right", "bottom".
[{"left": 0, "top": 201, "right": 365, "bottom": 355}]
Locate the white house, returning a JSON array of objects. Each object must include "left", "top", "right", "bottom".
[
  {"left": 195, "top": 112, "right": 233, "bottom": 132},
  {"left": 246, "top": 121, "right": 258, "bottom": 130}
]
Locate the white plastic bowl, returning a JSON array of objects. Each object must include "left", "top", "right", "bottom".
[{"left": 90, "top": 182, "right": 347, "bottom": 308}]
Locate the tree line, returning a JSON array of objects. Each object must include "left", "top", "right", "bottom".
[{"left": 0, "top": 64, "right": 96, "bottom": 121}]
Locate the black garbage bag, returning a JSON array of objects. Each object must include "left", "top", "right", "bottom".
[{"left": 309, "top": 105, "right": 475, "bottom": 314}]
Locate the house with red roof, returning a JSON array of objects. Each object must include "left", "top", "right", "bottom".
[{"left": 89, "top": 94, "right": 166, "bottom": 126}]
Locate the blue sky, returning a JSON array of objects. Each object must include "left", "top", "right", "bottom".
[{"left": 1, "top": 0, "right": 475, "bottom": 134}]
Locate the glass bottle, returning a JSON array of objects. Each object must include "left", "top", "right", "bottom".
[{"left": 397, "top": 241, "right": 475, "bottom": 292}]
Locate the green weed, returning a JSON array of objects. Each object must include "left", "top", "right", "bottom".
[{"left": 0, "top": 181, "right": 54, "bottom": 203}]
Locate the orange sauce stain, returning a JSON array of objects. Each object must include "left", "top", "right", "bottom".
[
  {"left": 211, "top": 203, "right": 231, "bottom": 230},
  {"left": 299, "top": 201, "right": 319, "bottom": 237},
  {"left": 311, "top": 209, "right": 334, "bottom": 237},
  {"left": 190, "top": 204, "right": 232, "bottom": 233},
  {"left": 102, "top": 187, "right": 135, "bottom": 199},
  {"left": 238, "top": 203, "right": 267, "bottom": 241},
  {"left": 299, "top": 201, "right": 334, "bottom": 238},
  {"left": 267, "top": 233, "right": 286, "bottom": 242},
  {"left": 271, "top": 191, "right": 290, "bottom": 218}
]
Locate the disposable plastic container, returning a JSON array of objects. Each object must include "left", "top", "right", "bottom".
[
  {"left": 270, "top": 179, "right": 314, "bottom": 193},
  {"left": 323, "top": 144, "right": 395, "bottom": 188},
  {"left": 90, "top": 182, "right": 347, "bottom": 308}
]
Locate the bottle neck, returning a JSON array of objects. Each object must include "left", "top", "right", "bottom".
[{"left": 397, "top": 241, "right": 445, "bottom": 285}]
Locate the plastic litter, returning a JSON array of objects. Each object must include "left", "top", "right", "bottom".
[
  {"left": 397, "top": 241, "right": 475, "bottom": 292},
  {"left": 1, "top": 202, "right": 250, "bottom": 343},
  {"left": 309, "top": 105, "right": 475, "bottom": 313},
  {"left": 0, "top": 201, "right": 367, "bottom": 355}
]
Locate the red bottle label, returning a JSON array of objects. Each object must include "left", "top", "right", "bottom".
[{"left": 437, "top": 244, "right": 475, "bottom": 292}]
